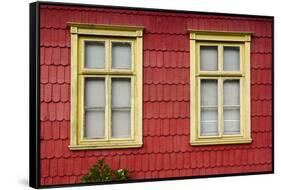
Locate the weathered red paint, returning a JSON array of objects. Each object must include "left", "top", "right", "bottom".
[{"left": 40, "top": 4, "right": 273, "bottom": 186}]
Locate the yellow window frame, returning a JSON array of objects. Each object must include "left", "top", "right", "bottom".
[
  {"left": 189, "top": 30, "right": 252, "bottom": 146},
  {"left": 69, "top": 23, "right": 144, "bottom": 150}
]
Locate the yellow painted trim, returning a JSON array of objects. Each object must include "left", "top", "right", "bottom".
[
  {"left": 218, "top": 78, "right": 223, "bottom": 137},
  {"left": 69, "top": 23, "right": 143, "bottom": 37},
  {"left": 190, "top": 31, "right": 252, "bottom": 146},
  {"left": 136, "top": 36, "right": 143, "bottom": 145},
  {"left": 107, "top": 75, "right": 111, "bottom": 141},
  {"left": 197, "top": 72, "right": 243, "bottom": 77},
  {"left": 189, "top": 30, "right": 251, "bottom": 42},
  {"left": 190, "top": 38, "right": 196, "bottom": 143},
  {"left": 188, "top": 29, "right": 253, "bottom": 34},
  {"left": 244, "top": 41, "right": 251, "bottom": 139},
  {"left": 69, "top": 24, "right": 143, "bottom": 150},
  {"left": 190, "top": 137, "right": 252, "bottom": 146},
  {"left": 80, "top": 70, "right": 135, "bottom": 75},
  {"left": 69, "top": 142, "right": 143, "bottom": 150},
  {"left": 70, "top": 32, "right": 78, "bottom": 147},
  {"left": 68, "top": 22, "right": 144, "bottom": 31}
]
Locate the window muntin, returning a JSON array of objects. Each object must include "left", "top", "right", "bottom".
[
  {"left": 190, "top": 31, "right": 251, "bottom": 145},
  {"left": 69, "top": 24, "right": 143, "bottom": 150}
]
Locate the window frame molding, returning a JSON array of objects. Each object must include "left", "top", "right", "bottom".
[
  {"left": 69, "top": 23, "right": 143, "bottom": 150},
  {"left": 189, "top": 30, "right": 252, "bottom": 146}
]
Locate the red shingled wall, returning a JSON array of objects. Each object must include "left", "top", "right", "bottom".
[{"left": 39, "top": 4, "right": 273, "bottom": 186}]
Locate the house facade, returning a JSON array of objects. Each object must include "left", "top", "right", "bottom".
[{"left": 31, "top": 2, "right": 273, "bottom": 187}]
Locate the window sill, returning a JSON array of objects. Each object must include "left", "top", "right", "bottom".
[
  {"left": 69, "top": 142, "right": 143, "bottom": 150},
  {"left": 190, "top": 137, "right": 252, "bottom": 146}
]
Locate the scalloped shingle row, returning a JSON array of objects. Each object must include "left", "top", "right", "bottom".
[
  {"left": 40, "top": 5, "right": 272, "bottom": 37},
  {"left": 40, "top": 32, "right": 271, "bottom": 53}
]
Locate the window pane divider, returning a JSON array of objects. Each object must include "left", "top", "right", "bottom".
[
  {"left": 201, "top": 120, "right": 218, "bottom": 122},
  {"left": 112, "top": 107, "right": 131, "bottom": 110},
  {"left": 108, "top": 39, "right": 113, "bottom": 71},
  {"left": 200, "top": 105, "right": 218, "bottom": 108},
  {"left": 84, "top": 107, "right": 105, "bottom": 111},
  {"left": 105, "top": 76, "right": 110, "bottom": 141},
  {"left": 218, "top": 44, "right": 223, "bottom": 72},
  {"left": 218, "top": 78, "right": 223, "bottom": 137},
  {"left": 223, "top": 105, "right": 240, "bottom": 108},
  {"left": 196, "top": 73, "right": 243, "bottom": 77},
  {"left": 197, "top": 77, "right": 201, "bottom": 137},
  {"left": 78, "top": 70, "right": 135, "bottom": 75},
  {"left": 106, "top": 39, "right": 111, "bottom": 141},
  {"left": 106, "top": 39, "right": 110, "bottom": 71}
]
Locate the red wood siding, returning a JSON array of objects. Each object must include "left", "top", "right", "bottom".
[{"left": 39, "top": 4, "right": 273, "bottom": 186}]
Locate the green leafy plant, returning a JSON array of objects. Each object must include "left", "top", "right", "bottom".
[
  {"left": 81, "top": 159, "right": 129, "bottom": 183},
  {"left": 114, "top": 169, "right": 129, "bottom": 181},
  {"left": 81, "top": 159, "right": 112, "bottom": 183}
]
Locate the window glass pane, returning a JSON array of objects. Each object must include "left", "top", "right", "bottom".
[
  {"left": 223, "top": 80, "right": 240, "bottom": 135},
  {"left": 224, "top": 108, "right": 240, "bottom": 120},
  {"left": 200, "top": 46, "right": 218, "bottom": 71},
  {"left": 85, "top": 78, "right": 105, "bottom": 108},
  {"left": 201, "top": 108, "right": 218, "bottom": 121},
  {"left": 223, "top": 47, "right": 240, "bottom": 71},
  {"left": 223, "top": 80, "right": 240, "bottom": 106},
  {"left": 111, "top": 110, "right": 131, "bottom": 138},
  {"left": 201, "top": 80, "right": 218, "bottom": 106},
  {"left": 200, "top": 80, "right": 218, "bottom": 136},
  {"left": 224, "top": 120, "right": 240, "bottom": 135},
  {"left": 201, "top": 121, "right": 218, "bottom": 136},
  {"left": 85, "top": 41, "right": 105, "bottom": 69},
  {"left": 84, "top": 111, "right": 105, "bottom": 138},
  {"left": 112, "top": 78, "right": 131, "bottom": 107},
  {"left": 111, "top": 78, "right": 131, "bottom": 138},
  {"left": 112, "top": 42, "right": 132, "bottom": 69},
  {"left": 224, "top": 108, "right": 240, "bottom": 134},
  {"left": 201, "top": 107, "right": 218, "bottom": 136}
]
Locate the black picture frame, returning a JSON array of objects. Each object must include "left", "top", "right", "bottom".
[{"left": 29, "top": 1, "right": 274, "bottom": 188}]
